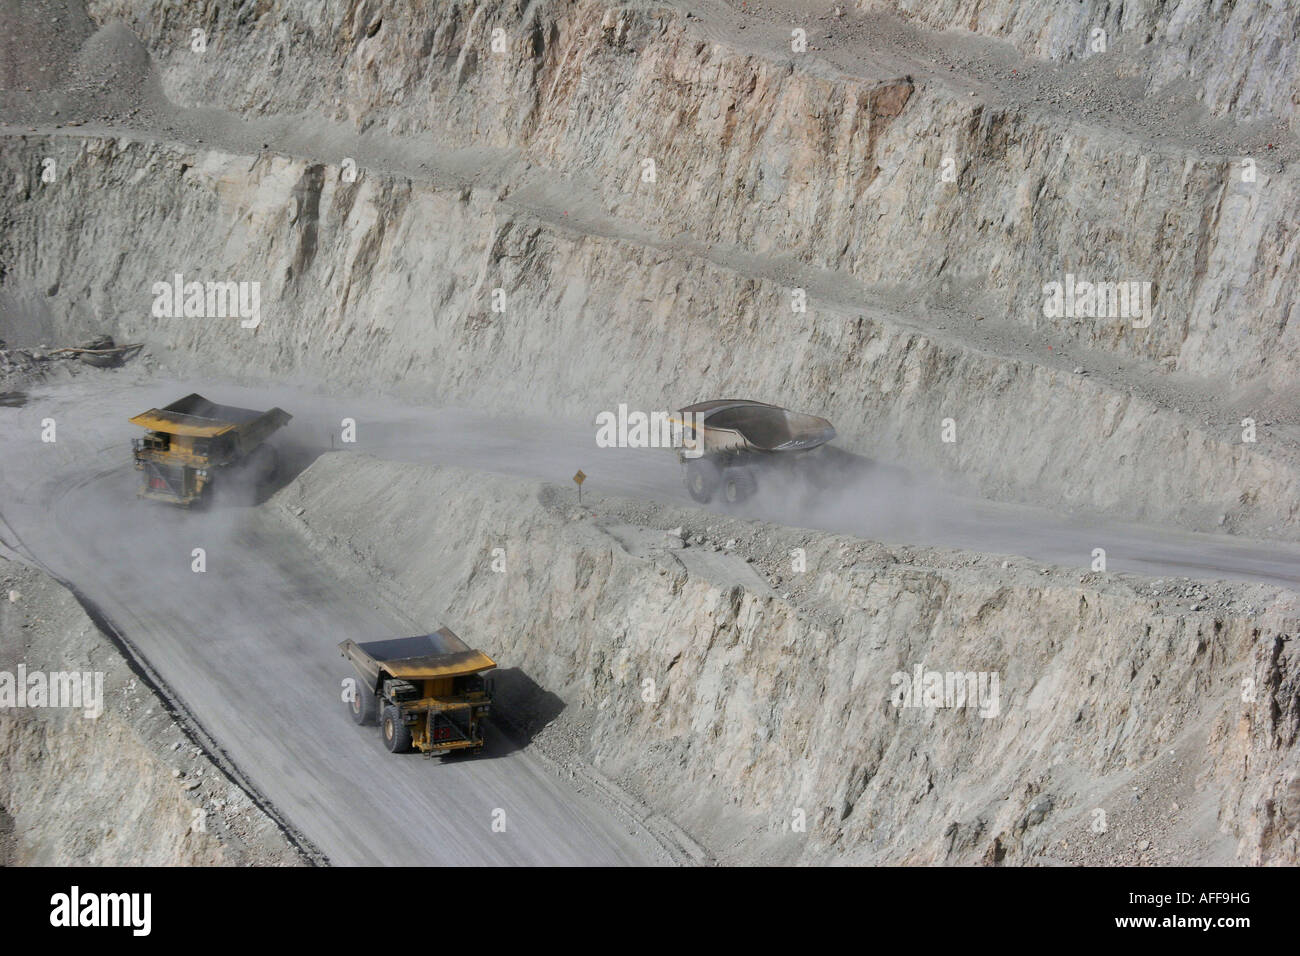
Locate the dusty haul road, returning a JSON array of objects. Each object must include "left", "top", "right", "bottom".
[
  {"left": 59, "top": 376, "right": 1300, "bottom": 589},
  {"left": 3, "top": 374, "right": 1300, "bottom": 866},
  {"left": 0, "top": 378, "right": 673, "bottom": 866}
]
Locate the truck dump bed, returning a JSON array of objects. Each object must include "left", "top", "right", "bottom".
[
  {"left": 129, "top": 393, "right": 291, "bottom": 456},
  {"left": 340, "top": 629, "right": 496, "bottom": 688},
  {"left": 680, "top": 399, "right": 836, "bottom": 453}
]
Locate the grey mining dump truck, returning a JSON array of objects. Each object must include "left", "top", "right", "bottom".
[
  {"left": 676, "top": 399, "right": 839, "bottom": 504},
  {"left": 339, "top": 629, "right": 496, "bottom": 756},
  {"left": 129, "top": 393, "right": 291, "bottom": 506}
]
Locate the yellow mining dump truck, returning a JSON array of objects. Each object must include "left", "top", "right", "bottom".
[
  {"left": 129, "top": 393, "right": 291, "bottom": 506},
  {"left": 339, "top": 629, "right": 496, "bottom": 756}
]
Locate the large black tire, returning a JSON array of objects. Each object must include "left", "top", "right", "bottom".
[
  {"left": 798, "top": 445, "right": 836, "bottom": 490},
  {"left": 799, "top": 444, "right": 859, "bottom": 491},
  {"left": 722, "top": 468, "right": 757, "bottom": 504},
  {"left": 685, "top": 458, "right": 720, "bottom": 503},
  {"left": 188, "top": 483, "right": 214, "bottom": 511},
  {"left": 238, "top": 443, "right": 279, "bottom": 491},
  {"left": 251, "top": 443, "right": 279, "bottom": 484},
  {"left": 348, "top": 677, "right": 378, "bottom": 726},
  {"left": 381, "top": 705, "right": 413, "bottom": 753}
]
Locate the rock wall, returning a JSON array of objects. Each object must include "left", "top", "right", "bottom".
[
  {"left": 273, "top": 453, "right": 1300, "bottom": 864},
  {"left": 0, "top": 560, "right": 306, "bottom": 865},
  {"left": 3, "top": 136, "right": 1298, "bottom": 537},
  {"left": 859, "top": 0, "right": 1300, "bottom": 124},
  {"left": 78, "top": 0, "right": 1300, "bottom": 385}
]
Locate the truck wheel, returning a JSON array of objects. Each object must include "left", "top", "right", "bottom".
[
  {"left": 190, "top": 483, "right": 213, "bottom": 511},
  {"left": 381, "top": 706, "right": 413, "bottom": 753},
  {"left": 800, "top": 444, "right": 848, "bottom": 490},
  {"left": 260, "top": 445, "right": 278, "bottom": 483},
  {"left": 685, "top": 459, "right": 720, "bottom": 503},
  {"left": 348, "top": 678, "right": 378, "bottom": 726},
  {"left": 723, "top": 469, "right": 757, "bottom": 504},
  {"left": 246, "top": 443, "right": 279, "bottom": 487}
]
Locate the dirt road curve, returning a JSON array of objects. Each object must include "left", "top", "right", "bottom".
[
  {"left": 2, "top": 375, "right": 1299, "bottom": 865},
  {"left": 0, "top": 378, "right": 672, "bottom": 866}
]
